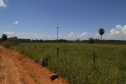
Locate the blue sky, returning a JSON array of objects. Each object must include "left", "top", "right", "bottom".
[{"left": 0, "top": 0, "right": 126, "bottom": 40}]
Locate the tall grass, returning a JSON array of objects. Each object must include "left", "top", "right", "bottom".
[{"left": 11, "top": 43, "right": 126, "bottom": 84}]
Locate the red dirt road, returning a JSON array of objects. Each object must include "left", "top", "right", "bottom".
[{"left": 0, "top": 46, "right": 68, "bottom": 84}]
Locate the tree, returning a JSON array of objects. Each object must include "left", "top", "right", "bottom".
[
  {"left": 2, "top": 34, "right": 7, "bottom": 41},
  {"left": 1, "top": 37, "right": 19, "bottom": 48},
  {"left": 7, "top": 37, "right": 19, "bottom": 45},
  {"left": 76, "top": 38, "right": 80, "bottom": 43},
  {"left": 88, "top": 37, "right": 94, "bottom": 43},
  {"left": 98, "top": 28, "right": 105, "bottom": 40}
]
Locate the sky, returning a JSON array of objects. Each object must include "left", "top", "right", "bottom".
[{"left": 0, "top": 0, "right": 126, "bottom": 40}]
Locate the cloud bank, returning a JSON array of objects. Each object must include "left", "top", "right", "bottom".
[
  {"left": 2, "top": 32, "right": 88, "bottom": 40},
  {"left": 106, "top": 25, "right": 126, "bottom": 40},
  {"left": 1, "top": 25, "right": 126, "bottom": 40}
]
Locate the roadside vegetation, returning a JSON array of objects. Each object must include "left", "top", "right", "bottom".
[
  {"left": 8, "top": 43, "right": 126, "bottom": 84},
  {"left": 1, "top": 36, "right": 19, "bottom": 48}
]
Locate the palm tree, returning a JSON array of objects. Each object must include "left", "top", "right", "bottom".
[{"left": 98, "top": 28, "right": 105, "bottom": 40}]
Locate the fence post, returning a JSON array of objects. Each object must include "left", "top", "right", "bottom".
[
  {"left": 22, "top": 48, "right": 23, "bottom": 54},
  {"left": 43, "top": 47, "right": 45, "bottom": 52},
  {"left": 22, "top": 45, "right": 24, "bottom": 54},
  {"left": 22, "top": 48, "right": 24, "bottom": 54},
  {"left": 93, "top": 52, "right": 95, "bottom": 65},
  {"left": 29, "top": 45, "right": 31, "bottom": 48},
  {"left": 35, "top": 45, "right": 36, "bottom": 50},
  {"left": 57, "top": 48, "right": 59, "bottom": 56}
]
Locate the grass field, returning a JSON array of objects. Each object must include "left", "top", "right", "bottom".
[{"left": 10, "top": 43, "right": 126, "bottom": 84}]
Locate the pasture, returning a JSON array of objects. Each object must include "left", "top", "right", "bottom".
[{"left": 10, "top": 43, "right": 126, "bottom": 84}]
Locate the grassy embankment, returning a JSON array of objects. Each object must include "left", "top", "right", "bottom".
[{"left": 10, "top": 43, "right": 126, "bottom": 84}]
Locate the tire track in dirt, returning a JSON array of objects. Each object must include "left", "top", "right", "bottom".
[
  {"left": 0, "top": 46, "right": 24, "bottom": 84},
  {"left": 0, "top": 46, "right": 68, "bottom": 84}
]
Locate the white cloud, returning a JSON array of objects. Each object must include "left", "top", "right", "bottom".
[
  {"left": 110, "top": 25, "right": 126, "bottom": 35},
  {"left": 64, "top": 32, "right": 89, "bottom": 40},
  {"left": 13, "top": 21, "right": 19, "bottom": 24},
  {"left": 68, "top": 32, "right": 74, "bottom": 37},
  {"left": 116, "top": 25, "right": 122, "bottom": 30},
  {"left": 105, "top": 25, "right": 126, "bottom": 40},
  {"left": 80, "top": 32, "right": 87, "bottom": 37},
  {"left": 110, "top": 28, "right": 120, "bottom": 35},
  {"left": 0, "top": 0, "right": 7, "bottom": 7},
  {"left": 95, "top": 33, "right": 99, "bottom": 38},
  {"left": 5, "top": 32, "right": 14, "bottom": 35}
]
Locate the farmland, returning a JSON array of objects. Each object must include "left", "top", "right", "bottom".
[{"left": 10, "top": 43, "right": 126, "bottom": 84}]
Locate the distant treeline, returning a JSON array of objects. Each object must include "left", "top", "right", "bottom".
[
  {"left": 18, "top": 38, "right": 126, "bottom": 44},
  {"left": 1, "top": 38, "right": 126, "bottom": 44}
]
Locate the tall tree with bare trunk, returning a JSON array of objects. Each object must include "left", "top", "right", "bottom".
[{"left": 98, "top": 28, "right": 105, "bottom": 40}]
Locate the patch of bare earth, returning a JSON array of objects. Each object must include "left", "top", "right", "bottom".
[{"left": 0, "top": 46, "right": 68, "bottom": 84}]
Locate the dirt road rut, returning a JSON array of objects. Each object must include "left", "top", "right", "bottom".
[{"left": 0, "top": 46, "right": 68, "bottom": 84}]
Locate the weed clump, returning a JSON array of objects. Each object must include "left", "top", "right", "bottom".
[{"left": 38, "top": 56, "right": 48, "bottom": 67}]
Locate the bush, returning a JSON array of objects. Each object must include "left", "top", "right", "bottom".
[
  {"left": 88, "top": 37, "right": 94, "bottom": 43},
  {"left": 38, "top": 56, "right": 48, "bottom": 67},
  {"left": 1, "top": 37, "right": 19, "bottom": 48},
  {"left": 94, "top": 39, "right": 100, "bottom": 43}
]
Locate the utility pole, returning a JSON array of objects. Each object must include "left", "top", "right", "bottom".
[{"left": 57, "top": 27, "right": 60, "bottom": 44}]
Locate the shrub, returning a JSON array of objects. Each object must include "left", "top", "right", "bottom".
[
  {"left": 38, "top": 56, "right": 48, "bottom": 67},
  {"left": 94, "top": 39, "right": 100, "bottom": 43},
  {"left": 1, "top": 37, "right": 19, "bottom": 48},
  {"left": 88, "top": 37, "right": 94, "bottom": 43}
]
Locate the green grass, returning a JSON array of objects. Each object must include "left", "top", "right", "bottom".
[{"left": 10, "top": 43, "right": 126, "bottom": 84}]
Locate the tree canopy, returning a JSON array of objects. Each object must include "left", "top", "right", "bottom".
[
  {"left": 2, "top": 34, "right": 7, "bottom": 41},
  {"left": 98, "top": 28, "right": 105, "bottom": 40}
]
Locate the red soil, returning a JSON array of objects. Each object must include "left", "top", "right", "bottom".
[{"left": 0, "top": 46, "right": 68, "bottom": 84}]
